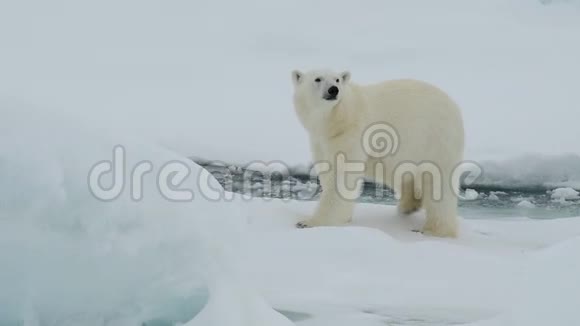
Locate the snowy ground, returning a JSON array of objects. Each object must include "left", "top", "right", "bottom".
[{"left": 236, "top": 197, "right": 580, "bottom": 326}]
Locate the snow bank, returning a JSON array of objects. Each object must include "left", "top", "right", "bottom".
[
  {"left": 473, "top": 154, "right": 580, "bottom": 191},
  {"left": 0, "top": 104, "right": 290, "bottom": 325},
  {"left": 182, "top": 267, "right": 294, "bottom": 326}
]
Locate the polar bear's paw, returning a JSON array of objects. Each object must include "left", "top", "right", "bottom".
[
  {"left": 422, "top": 219, "right": 458, "bottom": 238},
  {"left": 296, "top": 221, "right": 314, "bottom": 228},
  {"left": 295, "top": 216, "right": 349, "bottom": 229},
  {"left": 398, "top": 199, "right": 422, "bottom": 215}
]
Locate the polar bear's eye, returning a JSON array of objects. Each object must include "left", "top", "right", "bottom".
[
  {"left": 336, "top": 79, "right": 340, "bottom": 83},
  {"left": 315, "top": 78, "right": 322, "bottom": 82}
]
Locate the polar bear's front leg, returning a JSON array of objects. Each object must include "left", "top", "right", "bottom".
[
  {"left": 296, "top": 170, "right": 361, "bottom": 228},
  {"left": 297, "top": 138, "right": 365, "bottom": 228}
]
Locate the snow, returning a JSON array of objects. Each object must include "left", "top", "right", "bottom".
[
  {"left": 517, "top": 200, "right": 536, "bottom": 208},
  {"left": 466, "top": 236, "right": 580, "bottom": 326},
  {"left": 505, "top": 236, "right": 580, "bottom": 326},
  {"left": 237, "top": 197, "right": 580, "bottom": 325},
  {"left": 487, "top": 191, "right": 508, "bottom": 202},
  {"left": 550, "top": 187, "right": 580, "bottom": 201},
  {"left": 463, "top": 189, "right": 480, "bottom": 201},
  {"left": 182, "top": 267, "right": 294, "bottom": 326}
]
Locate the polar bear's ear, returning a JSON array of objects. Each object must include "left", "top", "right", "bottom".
[
  {"left": 340, "top": 71, "right": 351, "bottom": 83},
  {"left": 292, "top": 70, "right": 303, "bottom": 86}
]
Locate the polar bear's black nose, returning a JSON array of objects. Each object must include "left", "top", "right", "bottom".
[{"left": 328, "top": 86, "right": 339, "bottom": 96}]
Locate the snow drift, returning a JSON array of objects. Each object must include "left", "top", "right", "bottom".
[{"left": 0, "top": 103, "right": 291, "bottom": 325}]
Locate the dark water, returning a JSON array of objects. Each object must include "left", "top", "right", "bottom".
[{"left": 196, "top": 160, "right": 580, "bottom": 219}]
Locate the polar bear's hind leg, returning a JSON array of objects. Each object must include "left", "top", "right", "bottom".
[{"left": 421, "top": 182, "right": 459, "bottom": 238}]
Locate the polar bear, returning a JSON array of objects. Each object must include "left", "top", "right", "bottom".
[{"left": 291, "top": 69, "right": 464, "bottom": 237}]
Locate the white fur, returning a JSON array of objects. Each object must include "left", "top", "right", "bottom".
[{"left": 292, "top": 69, "right": 464, "bottom": 237}]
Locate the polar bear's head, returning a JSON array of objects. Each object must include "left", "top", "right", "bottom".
[{"left": 291, "top": 69, "right": 351, "bottom": 109}]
